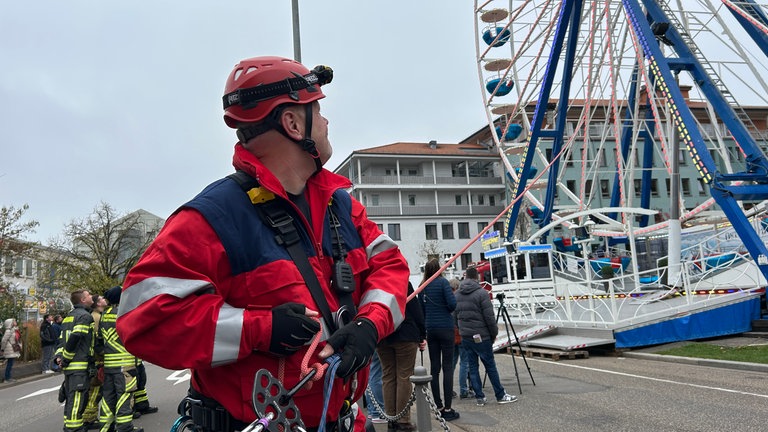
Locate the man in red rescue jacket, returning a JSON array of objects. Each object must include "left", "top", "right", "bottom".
[{"left": 116, "top": 56, "right": 409, "bottom": 432}]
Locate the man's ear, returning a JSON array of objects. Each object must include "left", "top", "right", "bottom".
[{"left": 279, "top": 108, "right": 305, "bottom": 141}]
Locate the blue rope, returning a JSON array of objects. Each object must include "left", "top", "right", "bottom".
[{"left": 317, "top": 354, "right": 342, "bottom": 432}]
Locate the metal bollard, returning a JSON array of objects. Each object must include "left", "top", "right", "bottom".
[{"left": 410, "top": 365, "right": 432, "bottom": 432}]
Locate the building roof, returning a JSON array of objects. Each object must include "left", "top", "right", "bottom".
[{"left": 353, "top": 141, "right": 496, "bottom": 157}]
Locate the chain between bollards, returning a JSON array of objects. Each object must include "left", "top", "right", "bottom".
[{"left": 410, "top": 365, "right": 450, "bottom": 432}]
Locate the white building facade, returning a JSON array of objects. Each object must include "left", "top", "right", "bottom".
[{"left": 333, "top": 141, "right": 506, "bottom": 278}]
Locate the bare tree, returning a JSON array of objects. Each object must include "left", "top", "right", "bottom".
[
  {"left": 417, "top": 240, "right": 444, "bottom": 264},
  {"left": 45, "top": 202, "right": 160, "bottom": 295}
]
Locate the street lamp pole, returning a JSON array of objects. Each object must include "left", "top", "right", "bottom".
[{"left": 291, "top": 0, "right": 302, "bottom": 62}]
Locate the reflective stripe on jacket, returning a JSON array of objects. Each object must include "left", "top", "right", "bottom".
[{"left": 100, "top": 305, "right": 135, "bottom": 371}]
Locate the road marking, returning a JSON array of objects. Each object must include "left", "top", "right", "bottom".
[
  {"left": 529, "top": 358, "right": 768, "bottom": 399},
  {"left": 17, "top": 385, "right": 60, "bottom": 401},
  {"left": 167, "top": 369, "right": 191, "bottom": 386}
]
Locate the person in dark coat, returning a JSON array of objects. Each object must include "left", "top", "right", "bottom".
[
  {"left": 377, "top": 282, "right": 428, "bottom": 431},
  {"left": 40, "top": 314, "right": 57, "bottom": 374},
  {"left": 420, "top": 258, "right": 458, "bottom": 419},
  {"left": 51, "top": 315, "right": 63, "bottom": 372},
  {"left": 455, "top": 267, "right": 517, "bottom": 406}
]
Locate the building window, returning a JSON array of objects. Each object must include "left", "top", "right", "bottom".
[
  {"left": 681, "top": 178, "right": 691, "bottom": 196},
  {"left": 388, "top": 224, "right": 401, "bottom": 241},
  {"left": 651, "top": 179, "right": 659, "bottom": 197},
  {"left": 408, "top": 194, "right": 416, "bottom": 206},
  {"left": 600, "top": 179, "right": 610, "bottom": 198},
  {"left": 634, "top": 179, "right": 642, "bottom": 197},
  {"left": 371, "top": 194, "right": 380, "bottom": 206},
  {"left": 566, "top": 180, "right": 576, "bottom": 193},
  {"left": 478, "top": 195, "right": 485, "bottom": 205},
  {"left": 385, "top": 169, "right": 393, "bottom": 176},
  {"left": 458, "top": 222, "right": 470, "bottom": 239},
  {"left": 678, "top": 149, "right": 687, "bottom": 165},
  {"left": 599, "top": 148, "right": 608, "bottom": 167},
  {"left": 585, "top": 179, "right": 593, "bottom": 194},
  {"left": 493, "top": 221, "right": 504, "bottom": 233},
  {"left": 2, "top": 256, "right": 12, "bottom": 275},
  {"left": 478, "top": 222, "right": 486, "bottom": 234},
  {"left": 489, "top": 195, "right": 496, "bottom": 206},
  {"left": 455, "top": 194, "right": 462, "bottom": 205},
  {"left": 376, "top": 223, "right": 383, "bottom": 231},
  {"left": 425, "top": 224, "right": 438, "bottom": 240},
  {"left": 697, "top": 178, "right": 707, "bottom": 195},
  {"left": 460, "top": 253, "right": 472, "bottom": 270},
  {"left": 442, "top": 223, "right": 454, "bottom": 239},
  {"left": 451, "top": 162, "right": 467, "bottom": 177}
]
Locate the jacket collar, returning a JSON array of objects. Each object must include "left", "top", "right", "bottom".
[{"left": 231, "top": 144, "right": 352, "bottom": 202}]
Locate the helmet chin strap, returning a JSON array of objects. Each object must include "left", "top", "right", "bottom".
[
  {"left": 297, "top": 103, "right": 323, "bottom": 175},
  {"left": 239, "top": 104, "right": 323, "bottom": 175}
]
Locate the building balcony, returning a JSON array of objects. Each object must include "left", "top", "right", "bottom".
[
  {"left": 365, "top": 204, "right": 505, "bottom": 217},
  {"left": 354, "top": 175, "right": 503, "bottom": 186}
]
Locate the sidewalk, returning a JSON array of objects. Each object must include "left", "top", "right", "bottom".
[{"left": 0, "top": 359, "right": 56, "bottom": 387}]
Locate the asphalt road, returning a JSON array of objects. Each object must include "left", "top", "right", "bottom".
[{"left": 1, "top": 352, "right": 766, "bottom": 432}]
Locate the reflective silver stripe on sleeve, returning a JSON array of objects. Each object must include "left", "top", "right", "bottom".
[
  {"left": 212, "top": 304, "right": 243, "bottom": 366},
  {"left": 119, "top": 277, "right": 213, "bottom": 318},
  {"left": 360, "top": 289, "right": 404, "bottom": 328},
  {"left": 365, "top": 234, "right": 398, "bottom": 260}
]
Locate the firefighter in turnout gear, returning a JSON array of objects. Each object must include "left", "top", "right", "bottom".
[
  {"left": 83, "top": 295, "right": 107, "bottom": 430},
  {"left": 55, "top": 290, "right": 96, "bottom": 432},
  {"left": 99, "top": 286, "right": 143, "bottom": 432}
]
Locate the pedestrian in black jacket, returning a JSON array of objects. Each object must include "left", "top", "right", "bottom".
[
  {"left": 40, "top": 314, "right": 56, "bottom": 374},
  {"left": 455, "top": 267, "right": 517, "bottom": 406}
]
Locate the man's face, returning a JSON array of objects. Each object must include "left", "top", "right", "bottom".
[
  {"left": 96, "top": 297, "right": 107, "bottom": 311},
  {"left": 310, "top": 102, "right": 332, "bottom": 165},
  {"left": 82, "top": 291, "right": 93, "bottom": 308},
  {"left": 289, "top": 102, "right": 332, "bottom": 165}
]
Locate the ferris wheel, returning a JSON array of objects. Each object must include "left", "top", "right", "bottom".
[{"left": 474, "top": 0, "right": 768, "bottom": 249}]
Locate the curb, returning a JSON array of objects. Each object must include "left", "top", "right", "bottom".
[
  {"left": 622, "top": 351, "right": 768, "bottom": 373},
  {"left": 0, "top": 360, "right": 58, "bottom": 387}
]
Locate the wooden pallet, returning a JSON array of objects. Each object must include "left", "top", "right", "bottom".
[{"left": 510, "top": 346, "right": 589, "bottom": 361}]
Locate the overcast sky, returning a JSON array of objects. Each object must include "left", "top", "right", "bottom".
[{"left": 1, "top": 2, "right": 488, "bottom": 243}]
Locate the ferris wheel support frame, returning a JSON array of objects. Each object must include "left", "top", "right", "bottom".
[
  {"left": 625, "top": 0, "right": 768, "bottom": 280},
  {"left": 507, "top": 0, "right": 586, "bottom": 243},
  {"left": 502, "top": 0, "right": 768, "bottom": 281},
  {"left": 723, "top": 0, "right": 768, "bottom": 59}
]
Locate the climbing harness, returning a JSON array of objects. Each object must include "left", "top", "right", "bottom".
[{"left": 171, "top": 170, "right": 362, "bottom": 431}]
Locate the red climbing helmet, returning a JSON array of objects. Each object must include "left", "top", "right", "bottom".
[{"left": 222, "top": 56, "right": 333, "bottom": 128}]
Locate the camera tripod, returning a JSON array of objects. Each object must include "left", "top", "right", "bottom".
[{"left": 483, "top": 292, "right": 535, "bottom": 394}]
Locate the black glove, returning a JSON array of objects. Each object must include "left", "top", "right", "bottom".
[
  {"left": 269, "top": 303, "right": 321, "bottom": 356},
  {"left": 325, "top": 318, "right": 378, "bottom": 378}
]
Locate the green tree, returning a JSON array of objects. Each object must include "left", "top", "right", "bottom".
[
  {"left": 44, "top": 202, "right": 159, "bottom": 295},
  {"left": 0, "top": 204, "right": 40, "bottom": 321}
]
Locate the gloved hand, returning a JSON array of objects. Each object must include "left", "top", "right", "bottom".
[
  {"left": 324, "top": 318, "right": 378, "bottom": 378},
  {"left": 269, "top": 303, "right": 321, "bottom": 356}
]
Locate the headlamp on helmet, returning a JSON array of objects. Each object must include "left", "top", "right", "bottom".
[{"left": 223, "top": 65, "right": 333, "bottom": 112}]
